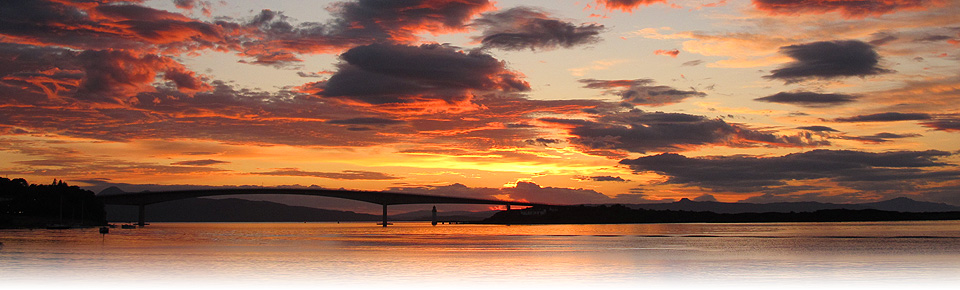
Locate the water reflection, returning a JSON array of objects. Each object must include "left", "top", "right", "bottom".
[{"left": 2, "top": 221, "right": 960, "bottom": 288}]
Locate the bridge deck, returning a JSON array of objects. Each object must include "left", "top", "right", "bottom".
[
  {"left": 97, "top": 188, "right": 550, "bottom": 227},
  {"left": 97, "top": 188, "right": 546, "bottom": 207}
]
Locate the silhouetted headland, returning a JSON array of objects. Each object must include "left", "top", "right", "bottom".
[
  {"left": 1, "top": 177, "right": 107, "bottom": 229},
  {"left": 480, "top": 204, "right": 960, "bottom": 225}
]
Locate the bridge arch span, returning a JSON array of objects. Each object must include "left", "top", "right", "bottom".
[{"left": 98, "top": 188, "right": 547, "bottom": 227}]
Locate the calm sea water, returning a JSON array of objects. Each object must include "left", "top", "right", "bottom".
[{"left": 2, "top": 221, "right": 960, "bottom": 289}]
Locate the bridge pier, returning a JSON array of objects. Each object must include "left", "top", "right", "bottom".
[
  {"left": 382, "top": 204, "right": 388, "bottom": 227},
  {"left": 137, "top": 204, "right": 145, "bottom": 227},
  {"left": 506, "top": 204, "right": 511, "bottom": 226},
  {"left": 431, "top": 206, "right": 437, "bottom": 226}
]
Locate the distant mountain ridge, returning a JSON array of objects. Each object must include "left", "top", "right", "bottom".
[
  {"left": 106, "top": 198, "right": 383, "bottom": 222},
  {"left": 100, "top": 185, "right": 958, "bottom": 223},
  {"left": 625, "top": 197, "right": 960, "bottom": 213},
  {"left": 104, "top": 198, "right": 496, "bottom": 222}
]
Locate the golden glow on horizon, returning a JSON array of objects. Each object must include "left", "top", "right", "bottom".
[{"left": 1, "top": 0, "right": 958, "bottom": 206}]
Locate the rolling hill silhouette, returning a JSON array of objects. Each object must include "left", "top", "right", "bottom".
[{"left": 625, "top": 197, "right": 959, "bottom": 213}]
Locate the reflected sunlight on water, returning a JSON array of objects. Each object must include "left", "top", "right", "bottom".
[{"left": 3, "top": 221, "right": 960, "bottom": 289}]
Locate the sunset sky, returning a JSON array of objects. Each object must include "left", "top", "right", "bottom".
[{"left": 2, "top": 0, "right": 959, "bottom": 212}]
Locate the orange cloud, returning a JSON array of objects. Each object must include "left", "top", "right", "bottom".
[
  {"left": 0, "top": 44, "right": 209, "bottom": 105},
  {"left": 593, "top": 0, "right": 669, "bottom": 12},
  {"left": 654, "top": 49, "right": 680, "bottom": 57}
]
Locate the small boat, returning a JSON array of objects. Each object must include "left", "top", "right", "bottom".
[
  {"left": 99, "top": 227, "right": 109, "bottom": 234},
  {"left": 121, "top": 224, "right": 137, "bottom": 229}
]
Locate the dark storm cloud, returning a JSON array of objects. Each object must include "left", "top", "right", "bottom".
[
  {"left": 620, "top": 149, "right": 957, "bottom": 192},
  {"left": 0, "top": 0, "right": 231, "bottom": 53},
  {"left": 0, "top": 1, "right": 621, "bottom": 153},
  {"left": 754, "top": 91, "right": 858, "bottom": 107},
  {"left": 0, "top": 43, "right": 84, "bottom": 103},
  {"left": 237, "top": 0, "right": 494, "bottom": 65},
  {"left": 252, "top": 169, "right": 399, "bottom": 180},
  {"left": 921, "top": 116, "right": 960, "bottom": 132},
  {"left": 765, "top": 40, "right": 892, "bottom": 83},
  {"left": 0, "top": 45, "right": 612, "bottom": 152},
  {"left": 472, "top": 7, "right": 604, "bottom": 51},
  {"left": 309, "top": 43, "right": 529, "bottom": 104},
  {"left": 579, "top": 79, "right": 706, "bottom": 107},
  {"left": 843, "top": 132, "right": 922, "bottom": 143},
  {"left": 835, "top": 112, "right": 932, "bottom": 122},
  {"left": 798, "top": 126, "right": 839, "bottom": 132},
  {"left": 0, "top": 43, "right": 78, "bottom": 76},
  {"left": 540, "top": 109, "right": 828, "bottom": 154},
  {"left": 0, "top": 0, "right": 494, "bottom": 67},
  {"left": 171, "top": 159, "right": 230, "bottom": 166},
  {"left": 752, "top": 0, "right": 931, "bottom": 18}
]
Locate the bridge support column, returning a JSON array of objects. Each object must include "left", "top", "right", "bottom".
[
  {"left": 431, "top": 206, "right": 437, "bottom": 226},
  {"left": 137, "top": 204, "right": 146, "bottom": 227},
  {"left": 382, "top": 204, "right": 388, "bottom": 227},
  {"left": 506, "top": 204, "right": 511, "bottom": 227}
]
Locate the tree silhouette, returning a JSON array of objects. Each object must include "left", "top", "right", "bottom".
[{"left": 1, "top": 177, "right": 107, "bottom": 228}]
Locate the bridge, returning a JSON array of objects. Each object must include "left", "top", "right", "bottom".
[{"left": 97, "top": 188, "right": 549, "bottom": 227}]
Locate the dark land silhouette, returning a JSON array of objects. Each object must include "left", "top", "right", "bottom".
[
  {"left": 481, "top": 204, "right": 960, "bottom": 225},
  {"left": 105, "top": 198, "right": 498, "bottom": 222},
  {"left": 107, "top": 198, "right": 381, "bottom": 222},
  {"left": 105, "top": 195, "right": 960, "bottom": 224},
  {"left": 624, "top": 197, "right": 960, "bottom": 213},
  {"left": 5, "top": 176, "right": 960, "bottom": 227},
  {"left": 1, "top": 177, "right": 107, "bottom": 228}
]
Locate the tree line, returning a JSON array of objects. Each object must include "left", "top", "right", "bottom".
[{"left": 1, "top": 177, "right": 107, "bottom": 228}]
